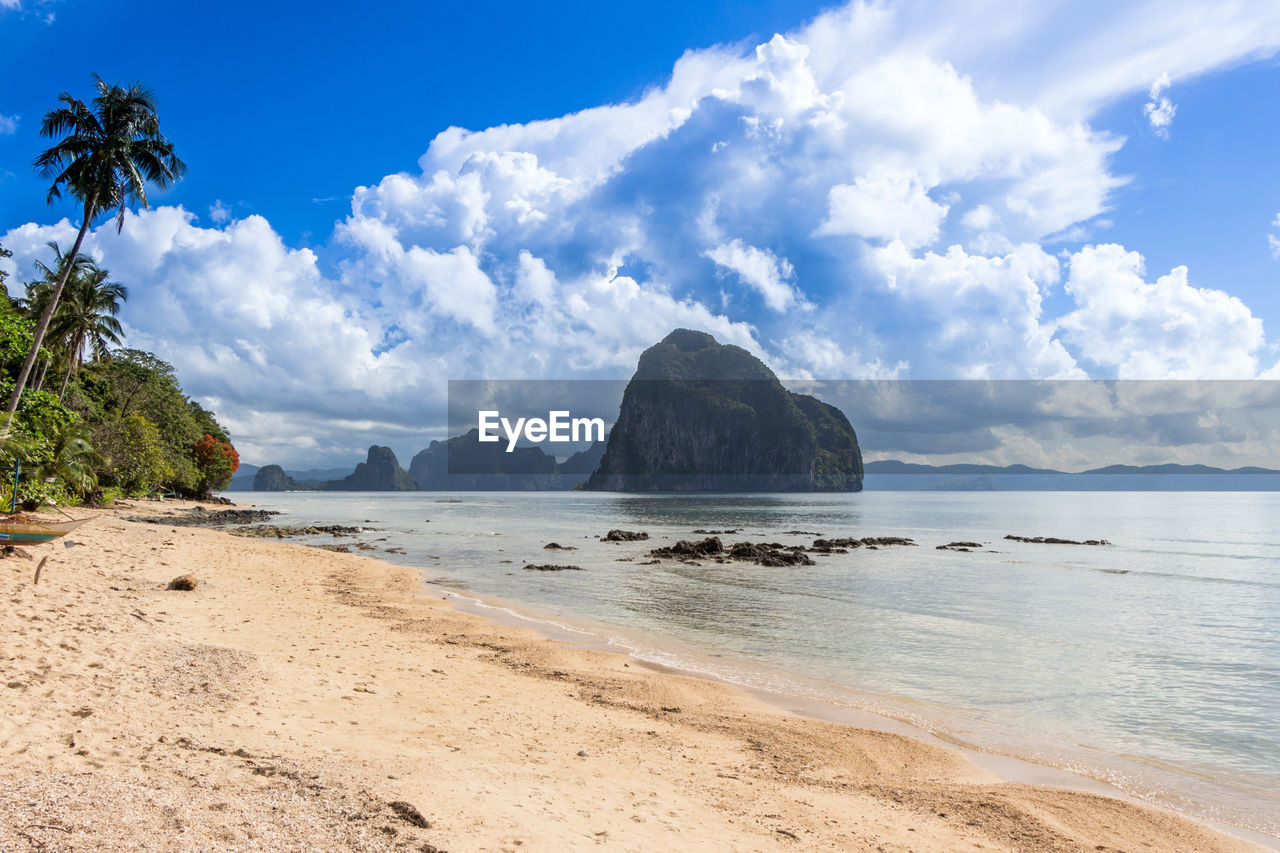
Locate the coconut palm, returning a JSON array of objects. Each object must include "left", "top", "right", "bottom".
[
  {"left": 6, "top": 75, "right": 185, "bottom": 415},
  {"left": 34, "top": 423, "right": 100, "bottom": 496},
  {"left": 50, "top": 264, "right": 127, "bottom": 399},
  {"left": 22, "top": 241, "right": 99, "bottom": 392}
]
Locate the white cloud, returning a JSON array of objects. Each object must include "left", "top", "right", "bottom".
[
  {"left": 208, "top": 200, "right": 231, "bottom": 224},
  {"left": 705, "top": 239, "right": 799, "bottom": 311},
  {"left": 818, "top": 168, "right": 950, "bottom": 248},
  {"left": 1143, "top": 73, "right": 1176, "bottom": 137},
  {"left": 1057, "top": 244, "right": 1265, "bottom": 378},
  {"left": 869, "top": 239, "right": 1082, "bottom": 378},
  {"left": 0, "top": 113, "right": 17, "bottom": 134}
]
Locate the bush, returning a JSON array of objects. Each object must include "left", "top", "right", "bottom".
[{"left": 94, "top": 412, "right": 174, "bottom": 494}]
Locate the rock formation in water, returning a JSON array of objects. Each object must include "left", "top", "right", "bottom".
[
  {"left": 583, "top": 329, "right": 862, "bottom": 492},
  {"left": 322, "top": 446, "right": 417, "bottom": 491},
  {"left": 252, "top": 464, "right": 298, "bottom": 491}
]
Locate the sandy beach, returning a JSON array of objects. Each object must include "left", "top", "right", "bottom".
[{"left": 0, "top": 501, "right": 1266, "bottom": 852}]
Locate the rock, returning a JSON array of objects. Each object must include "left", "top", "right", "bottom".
[
  {"left": 253, "top": 464, "right": 300, "bottom": 491},
  {"left": 321, "top": 446, "right": 418, "bottom": 491},
  {"left": 692, "top": 528, "right": 739, "bottom": 534},
  {"left": 937, "top": 541, "right": 983, "bottom": 551},
  {"left": 229, "top": 524, "right": 362, "bottom": 538},
  {"left": 128, "top": 508, "right": 280, "bottom": 527},
  {"left": 649, "top": 537, "right": 723, "bottom": 559},
  {"left": 167, "top": 574, "right": 198, "bottom": 591},
  {"left": 522, "top": 564, "right": 583, "bottom": 572},
  {"left": 543, "top": 542, "right": 577, "bottom": 550},
  {"left": 648, "top": 537, "right": 813, "bottom": 566},
  {"left": 812, "top": 536, "right": 916, "bottom": 549},
  {"left": 577, "top": 749, "right": 589, "bottom": 757},
  {"left": 387, "top": 800, "right": 430, "bottom": 829},
  {"left": 582, "top": 329, "right": 863, "bottom": 492},
  {"left": 726, "top": 541, "right": 814, "bottom": 567},
  {"left": 318, "top": 544, "right": 352, "bottom": 553},
  {"left": 1004, "top": 535, "right": 1111, "bottom": 546},
  {"left": 602, "top": 529, "right": 649, "bottom": 541}
]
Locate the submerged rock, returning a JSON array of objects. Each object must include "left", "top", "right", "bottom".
[
  {"left": 1005, "top": 535, "right": 1111, "bottom": 546},
  {"left": 811, "top": 536, "right": 916, "bottom": 549},
  {"left": 602, "top": 529, "right": 649, "bottom": 541},
  {"left": 229, "top": 524, "right": 362, "bottom": 538},
  {"left": 648, "top": 537, "right": 814, "bottom": 566},
  {"left": 937, "top": 541, "right": 983, "bottom": 551},
  {"left": 522, "top": 564, "right": 583, "bottom": 572}
]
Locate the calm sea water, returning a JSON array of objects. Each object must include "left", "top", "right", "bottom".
[{"left": 234, "top": 490, "right": 1280, "bottom": 838}]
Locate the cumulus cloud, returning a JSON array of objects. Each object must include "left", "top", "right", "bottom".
[
  {"left": 819, "top": 169, "right": 949, "bottom": 248},
  {"left": 208, "top": 200, "right": 231, "bottom": 224},
  {"left": 0, "top": 113, "right": 17, "bottom": 134},
  {"left": 869, "top": 239, "right": 1082, "bottom": 379},
  {"left": 705, "top": 239, "right": 799, "bottom": 311},
  {"left": 1143, "top": 73, "right": 1176, "bottom": 137},
  {"left": 1057, "top": 244, "right": 1265, "bottom": 378}
]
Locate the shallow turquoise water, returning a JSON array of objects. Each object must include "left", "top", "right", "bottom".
[{"left": 234, "top": 490, "right": 1280, "bottom": 838}]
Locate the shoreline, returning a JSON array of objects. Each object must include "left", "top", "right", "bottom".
[
  {"left": 432, "top": 576, "right": 1280, "bottom": 850},
  {"left": 1, "top": 499, "right": 1272, "bottom": 851}
]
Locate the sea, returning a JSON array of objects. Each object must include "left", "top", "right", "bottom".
[{"left": 232, "top": 490, "right": 1280, "bottom": 842}]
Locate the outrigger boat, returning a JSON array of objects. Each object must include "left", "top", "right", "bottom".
[
  {"left": 0, "top": 514, "right": 93, "bottom": 544},
  {"left": 1, "top": 460, "right": 94, "bottom": 545}
]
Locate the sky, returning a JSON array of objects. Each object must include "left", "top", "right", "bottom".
[{"left": 3, "top": 0, "right": 1280, "bottom": 469}]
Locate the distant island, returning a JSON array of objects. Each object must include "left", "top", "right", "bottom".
[
  {"left": 583, "top": 329, "right": 863, "bottom": 491},
  {"left": 863, "top": 460, "right": 1280, "bottom": 491}
]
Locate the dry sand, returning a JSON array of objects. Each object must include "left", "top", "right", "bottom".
[{"left": 0, "top": 501, "right": 1267, "bottom": 852}]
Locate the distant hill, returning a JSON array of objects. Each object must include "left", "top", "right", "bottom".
[
  {"left": 226, "top": 463, "right": 260, "bottom": 491},
  {"left": 864, "top": 460, "right": 1280, "bottom": 490},
  {"left": 408, "top": 430, "right": 606, "bottom": 490},
  {"left": 320, "top": 446, "right": 417, "bottom": 491}
]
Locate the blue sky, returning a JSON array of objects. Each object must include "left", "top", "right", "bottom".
[{"left": 3, "top": 0, "right": 1280, "bottom": 468}]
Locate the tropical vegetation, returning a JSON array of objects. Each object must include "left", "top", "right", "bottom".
[{"left": 0, "top": 77, "right": 238, "bottom": 510}]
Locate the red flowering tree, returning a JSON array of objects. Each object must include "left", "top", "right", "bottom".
[{"left": 192, "top": 433, "right": 239, "bottom": 496}]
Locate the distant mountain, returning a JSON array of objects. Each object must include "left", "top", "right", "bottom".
[
  {"left": 865, "top": 461, "right": 1060, "bottom": 475},
  {"left": 226, "top": 463, "right": 260, "bottom": 491},
  {"left": 408, "top": 430, "right": 607, "bottom": 490},
  {"left": 583, "top": 329, "right": 862, "bottom": 492},
  {"left": 253, "top": 464, "right": 299, "bottom": 491},
  {"left": 288, "top": 466, "right": 358, "bottom": 485},
  {"left": 320, "top": 446, "right": 417, "bottom": 491},
  {"left": 864, "top": 460, "right": 1280, "bottom": 490}
]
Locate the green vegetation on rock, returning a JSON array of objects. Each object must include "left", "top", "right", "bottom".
[{"left": 583, "top": 329, "right": 863, "bottom": 492}]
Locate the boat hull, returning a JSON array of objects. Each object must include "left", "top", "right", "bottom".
[{"left": 0, "top": 516, "right": 92, "bottom": 544}]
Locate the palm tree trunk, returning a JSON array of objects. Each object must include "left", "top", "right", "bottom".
[
  {"left": 5, "top": 194, "right": 95, "bottom": 415},
  {"left": 33, "top": 358, "right": 49, "bottom": 392},
  {"left": 58, "top": 358, "right": 74, "bottom": 401}
]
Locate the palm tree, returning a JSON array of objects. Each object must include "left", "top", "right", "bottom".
[
  {"left": 22, "top": 241, "right": 96, "bottom": 392},
  {"left": 34, "top": 422, "right": 100, "bottom": 497},
  {"left": 50, "top": 264, "right": 127, "bottom": 399},
  {"left": 6, "top": 75, "right": 185, "bottom": 415}
]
